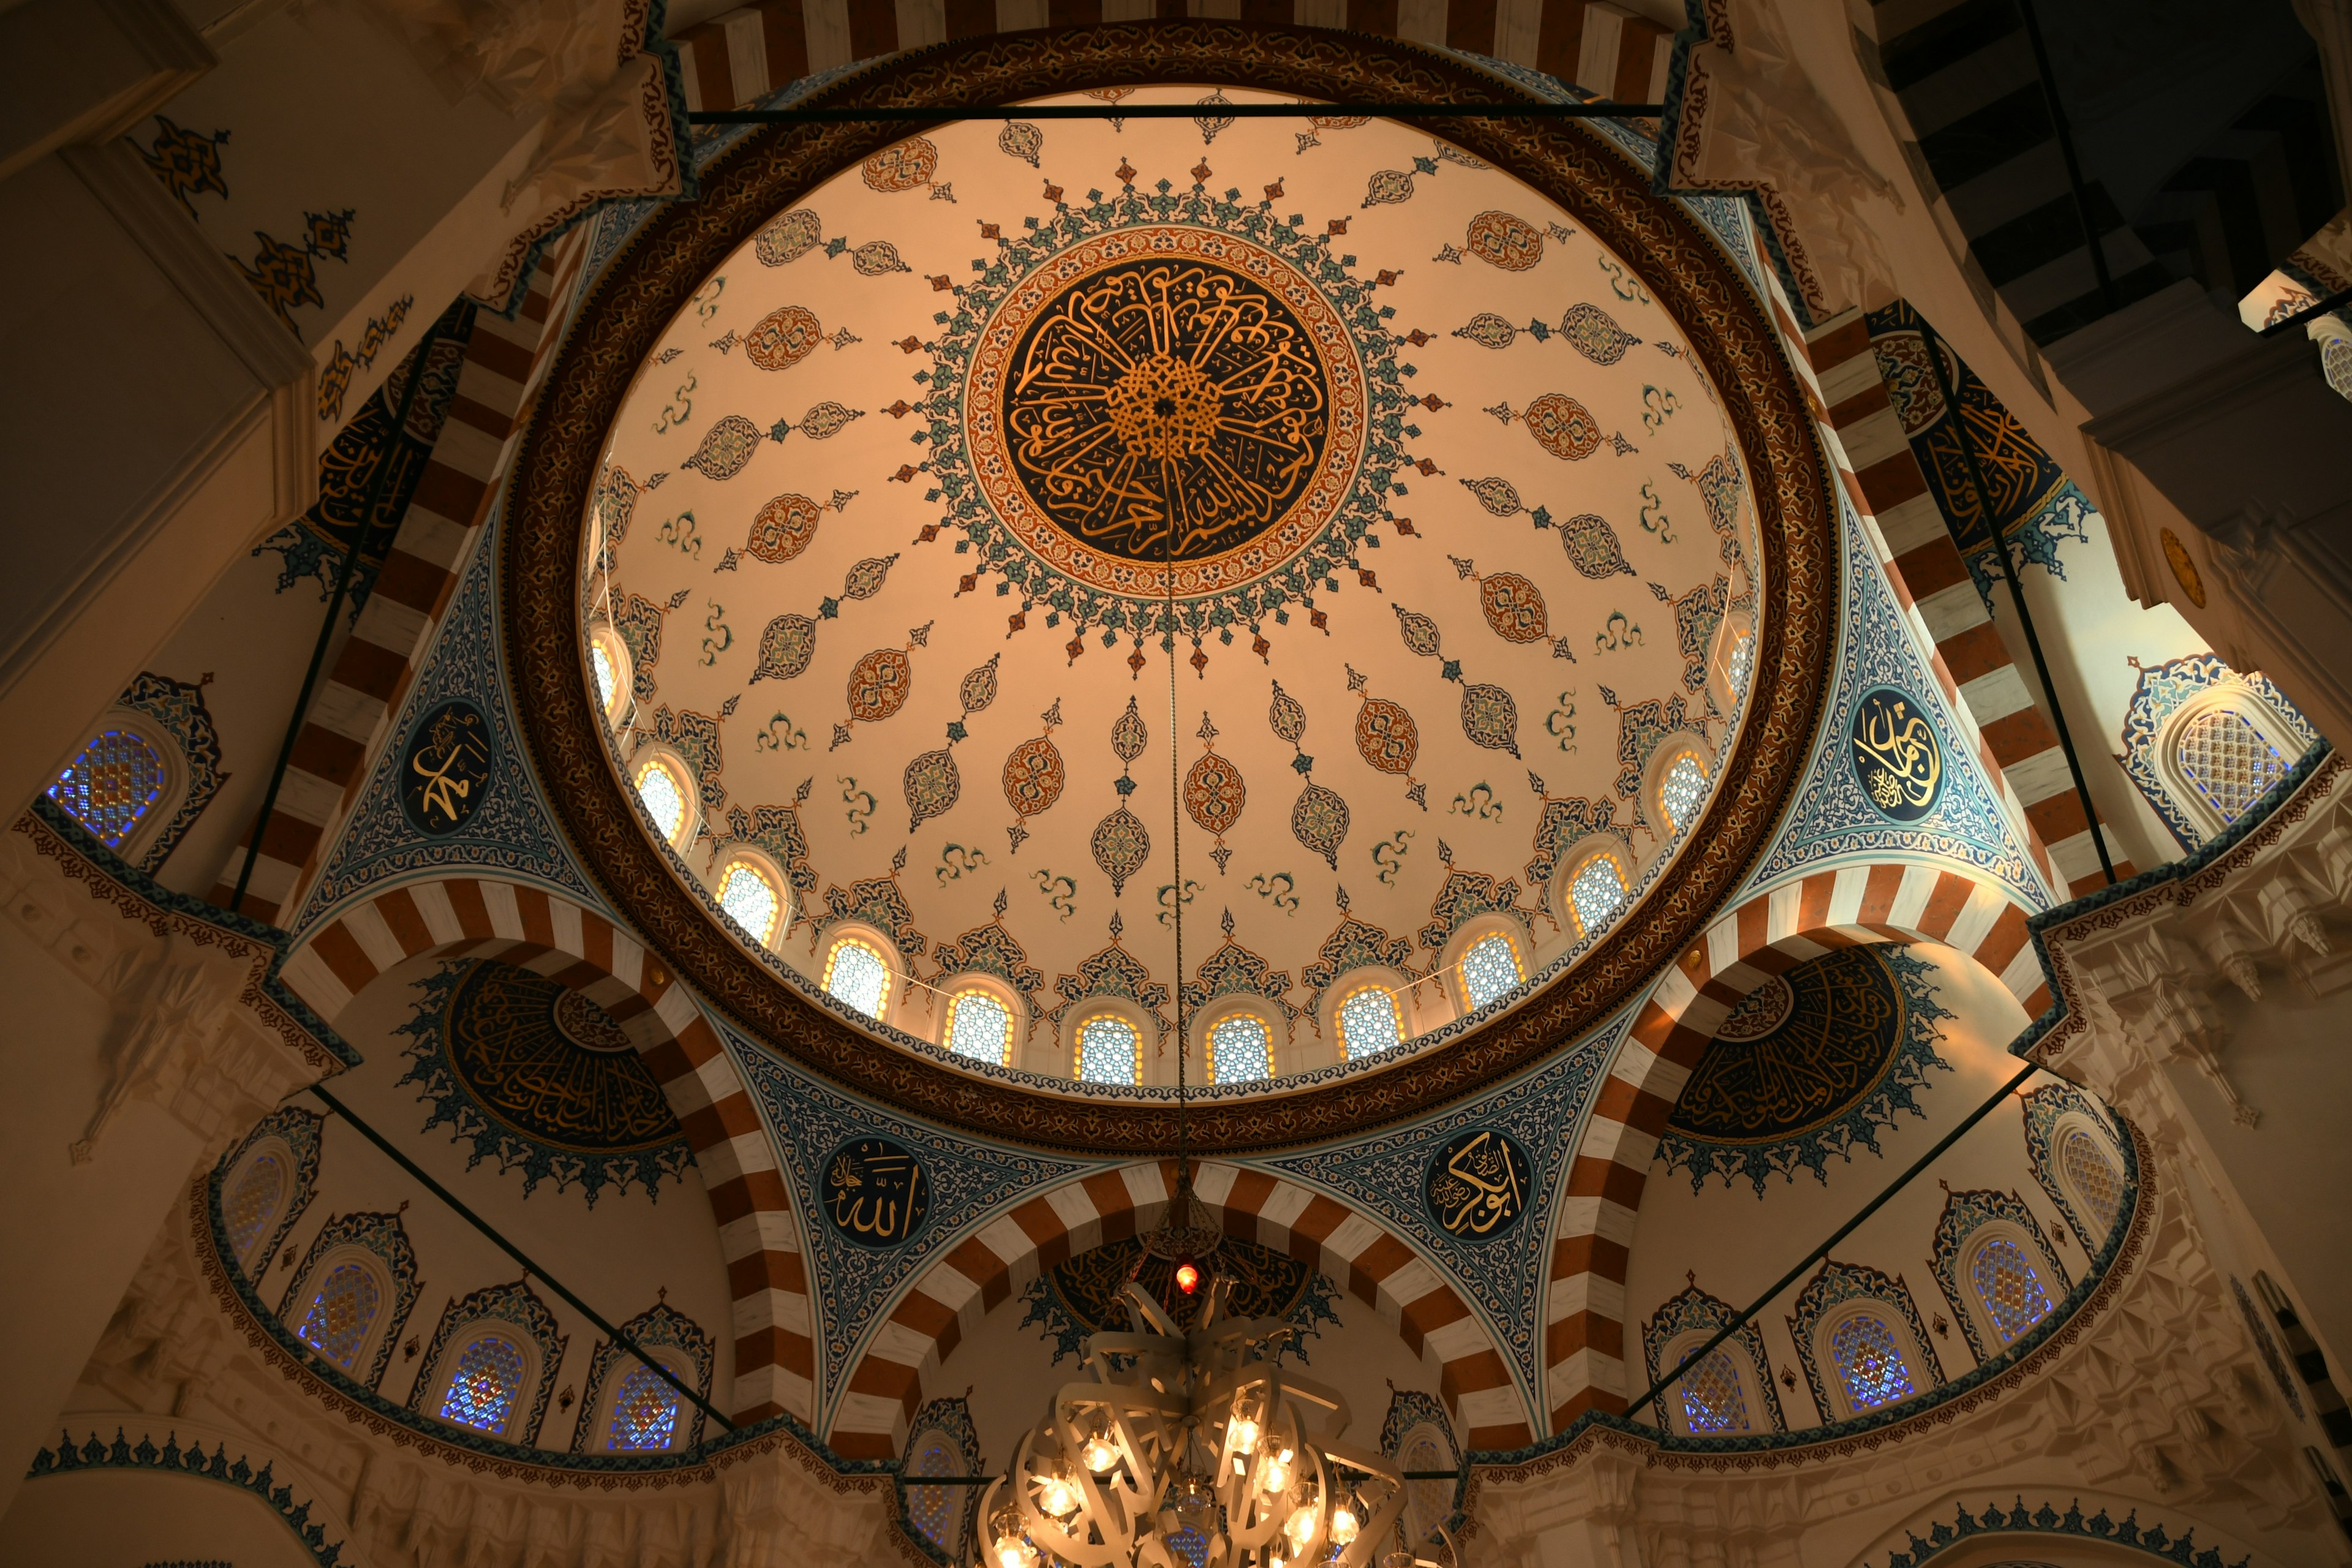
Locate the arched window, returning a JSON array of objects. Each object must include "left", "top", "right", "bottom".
[
  {"left": 591, "top": 641, "right": 619, "bottom": 714},
  {"left": 48, "top": 727, "right": 166, "bottom": 850},
  {"left": 1969, "top": 1236, "right": 2054, "bottom": 1343},
  {"left": 823, "top": 936, "right": 892, "bottom": 1019},
  {"left": 2174, "top": 706, "right": 2287, "bottom": 827},
  {"left": 438, "top": 1334, "right": 527, "bottom": 1436},
  {"left": 1398, "top": 1429, "right": 1449, "bottom": 1548},
  {"left": 1829, "top": 1312, "right": 1915, "bottom": 1411},
  {"left": 717, "top": 859, "right": 782, "bottom": 944},
  {"left": 1074, "top": 1012, "right": 1140, "bottom": 1085},
  {"left": 1676, "top": 1346, "right": 1752, "bottom": 1434},
  {"left": 604, "top": 1362, "right": 683, "bottom": 1451},
  {"left": 1458, "top": 931, "right": 1524, "bottom": 1010},
  {"left": 945, "top": 988, "right": 1012, "bottom": 1066},
  {"left": 1659, "top": 750, "right": 1709, "bottom": 832},
  {"left": 1729, "top": 632, "right": 1754, "bottom": 695},
  {"left": 1569, "top": 853, "right": 1629, "bottom": 936},
  {"left": 904, "top": 1426, "right": 963, "bottom": 1552},
  {"left": 294, "top": 1262, "right": 383, "bottom": 1373},
  {"left": 633, "top": 755, "right": 689, "bottom": 845},
  {"left": 225, "top": 1152, "right": 288, "bottom": 1264},
  {"left": 1208, "top": 1014, "right": 1272, "bottom": 1084},
  {"left": 1336, "top": 983, "right": 1403, "bottom": 1060},
  {"left": 2060, "top": 1129, "right": 2124, "bottom": 1235}
]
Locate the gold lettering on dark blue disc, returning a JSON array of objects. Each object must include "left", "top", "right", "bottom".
[
  {"left": 823, "top": 1137, "right": 930, "bottom": 1248},
  {"left": 1003, "top": 257, "right": 1329, "bottom": 562},
  {"left": 1425, "top": 1129, "right": 1531, "bottom": 1240},
  {"left": 401, "top": 699, "right": 496, "bottom": 835},
  {"left": 1850, "top": 686, "right": 1943, "bottom": 823}
]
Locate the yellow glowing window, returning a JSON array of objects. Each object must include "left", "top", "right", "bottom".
[
  {"left": 1458, "top": 932, "right": 1524, "bottom": 1009},
  {"left": 1336, "top": 984, "right": 1403, "bottom": 1060},
  {"left": 1208, "top": 1014, "right": 1272, "bottom": 1084},
  {"left": 823, "top": 937, "right": 891, "bottom": 1018},
  {"left": 946, "top": 989, "right": 1013, "bottom": 1066},
  {"left": 717, "top": 861, "right": 781, "bottom": 944},
  {"left": 633, "top": 756, "right": 688, "bottom": 843},
  {"left": 590, "top": 641, "right": 619, "bottom": 715},
  {"left": 1074, "top": 1012, "right": 1140, "bottom": 1084},
  {"left": 1660, "top": 751, "right": 1709, "bottom": 831},
  {"left": 1569, "top": 854, "right": 1628, "bottom": 935}
]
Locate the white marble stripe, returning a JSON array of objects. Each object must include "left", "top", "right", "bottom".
[{"left": 341, "top": 900, "right": 409, "bottom": 972}]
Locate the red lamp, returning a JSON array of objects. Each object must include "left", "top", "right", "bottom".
[{"left": 1173, "top": 1255, "right": 1200, "bottom": 1295}]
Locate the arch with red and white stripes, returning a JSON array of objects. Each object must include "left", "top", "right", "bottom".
[
  {"left": 277, "top": 874, "right": 813, "bottom": 1425},
  {"left": 1542, "top": 860, "right": 2048, "bottom": 1432},
  {"left": 827, "top": 1158, "right": 1538, "bottom": 1461}
]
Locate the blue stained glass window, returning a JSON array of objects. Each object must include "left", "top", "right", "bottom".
[
  {"left": 226, "top": 1152, "right": 284, "bottom": 1259},
  {"left": 1401, "top": 1431, "right": 1450, "bottom": 1547},
  {"left": 605, "top": 1362, "right": 682, "bottom": 1450},
  {"left": 49, "top": 729, "right": 165, "bottom": 848},
  {"left": 1209, "top": 1014, "right": 1272, "bottom": 1083},
  {"left": 1075, "top": 1014, "right": 1139, "bottom": 1084},
  {"left": 1570, "top": 855, "right": 1627, "bottom": 935},
  {"left": 905, "top": 1433, "right": 957, "bottom": 1549},
  {"left": 1676, "top": 1348, "right": 1751, "bottom": 1433},
  {"left": 1830, "top": 1313, "right": 1915, "bottom": 1411},
  {"left": 1336, "top": 984, "right": 1403, "bottom": 1060},
  {"left": 1167, "top": 1526, "right": 1208, "bottom": 1568},
  {"left": 824, "top": 938, "right": 891, "bottom": 1017},
  {"left": 2177, "top": 707, "right": 2285, "bottom": 825},
  {"left": 1971, "top": 1237, "right": 2054, "bottom": 1343},
  {"left": 294, "top": 1262, "right": 381, "bottom": 1371},
  {"left": 438, "top": 1334, "right": 526, "bottom": 1435},
  {"left": 946, "top": 990, "right": 1012, "bottom": 1066},
  {"left": 1458, "top": 933, "right": 1523, "bottom": 1009}
]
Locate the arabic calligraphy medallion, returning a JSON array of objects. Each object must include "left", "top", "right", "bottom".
[
  {"left": 1667, "top": 944, "right": 1909, "bottom": 1144},
  {"left": 400, "top": 699, "right": 496, "bottom": 835},
  {"left": 434, "top": 960, "right": 682, "bottom": 1154},
  {"left": 821, "top": 1137, "right": 930, "bottom": 1248},
  {"left": 1424, "top": 1128, "right": 1532, "bottom": 1241},
  {"left": 1850, "top": 686, "right": 1944, "bottom": 822},
  {"left": 967, "top": 226, "right": 1365, "bottom": 598}
]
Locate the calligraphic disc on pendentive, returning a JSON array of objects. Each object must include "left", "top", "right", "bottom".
[
  {"left": 400, "top": 698, "right": 496, "bottom": 836},
  {"left": 1849, "top": 685, "right": 1944, "bottom": 823},
  {"left": 1423, "top": 1128, "right": 1532, "bottom": 1241},
  {"left": 821, "top": 1136, "right": 930, "bottom": 1248}
]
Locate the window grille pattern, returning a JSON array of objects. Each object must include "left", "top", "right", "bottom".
[
  {"left": 591, "top": 642, "right": 618, "bottom": 714},
  {"left": 1336, "top": 984, "right": 1403, "bottom": 1060},
  {"left": 1729, "top": 633, "right": 1754, "bottom": 695},
  {"left": 946, "top": 990, "right": 1012, "bottom": 1066},
  {"left": 226, "top": 1153, "right": 284, "bottom": 1259},
  {"left": 717, "top": 861, "right": 780, "bottom": 943},
  {"left": 1970, "top": 1237, "right": 2053, "bottom": 1343},
  {"left": 1208, "top": 1014, "right": 1272, "bottom": 1083},
  {"left": 634, "top": 758, "right": 687, "bottom": 842},
  {"left": 1400, "top": 1432, "right": 1449, "bottom": 1548},
  {"left": 1676, "top": 1347, "right": 1751, "bottom": 1433},
  {"left": 605, "top": 1363, "right": 681, "bottom": 1450},
  {"left": 1570, "top": 855, "right": 1627, "bottom": 935},
  {"left": 2061, "top": 1129, "right": 2123, "bottom": 1235},
  {"left": 439, "top": 1335, "right": 526, "bottom": 1434},
  {"left": 1075, "top": 1013, "right": 1139, "bottom": 1084},
  {"left": 1167, "top": 1526, "right": 1208, "bottom": 1568},
  {"left": 1459, "top": 932, "right": 1523, "bottom": 1009},
  {"left": 295, "top": 1263, "right": 381, "bottom": 1371},
  {"left": 823, "top": 938, "right": 891, "bottom": 1017},
  {"left": 1830, "top": 1313, "right": 1915, "bottom": 1411},
  {"left": 2177, "top": 708, "right": 2285, "bottom": 825},
  {"left": 905, "top": 1432, "right": 959, "bottom": 1549},
  {"left": 48, "top": 729, "right": 165, "bottom": 848},
  {"left": 1660, "top": 752, "right": 1709, "bottom": 831}
]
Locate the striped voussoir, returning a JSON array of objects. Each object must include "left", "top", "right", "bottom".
[
  {"left": 1802, "top": 306, "right": 2135, "bottom": 900},
  {"left": 1543, "top": 862, "right": 2048, "bottom": 1431},
  {"left": 207, "top": 252, "right": 568, "bottom": 929},
  {"left": 668, "top": 2, "right": 1676, "bottom": 119},
  {"left": 827, "top": 1157, "right": 1532, "bottom": 1462},
  {"left": 278, "top": 874, "right": 815, "bottom": 1425}
]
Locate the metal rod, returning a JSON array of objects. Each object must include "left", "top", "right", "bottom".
[
  {"left": 2012, "top": 0, "right": 2117, "bottom": 313},
  {"left": 895, "top": 1471, "right": 1468, "bottom": 1484},
  {"left": 1627, "top": 1061, "right": 2038, "bottom": 1421},
  {"left": 688, "top": 102, "right": 1664, "bottom": 124},
  {"left": 303, "top": 1082, "right": 737, "bottom": 1434},
  {"left": 2259, "top": 282, "right": 2352, "bottom": 338},
  {"left": 1918, "top": 319, "right": 2116, "bottom": 886},
  {"left": 230, "top": 322, "right": 446, "bottom": 914}
]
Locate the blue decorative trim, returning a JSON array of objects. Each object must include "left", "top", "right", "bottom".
[
  {"left": 1864, "top": 1496, "right": 2250, "bottom": 1568},
  {"left": 222, "top": 1106, "right": 323, "bottom": 1272},
  {"left": 25, "top": 1427, "right": 349, "bottom": 1568},
  {"left": 2114, "top": 652, "right": 2318, "bottom": 852},
  {"left": 571, "top": 1300, "right": 716, "bottom": 1451},
  {"left": 1928, "top": 1187, "right": 2070, "bottom": 1363},
  {"left": 1639, "top": 1283, "right": 1787, "bottom": 1433},
  {"left": 1786, "top": 1259, "right": 1940, "bottom": 1423},
  {"left": 408, "top": 1280, "right": 569, "bottom": 1444},
  {"left": 113, "top": 671, "right": 226, "bottom": 872},
  {"left": 277, "top": 1210, "right": 423, "bottom": 1392}
]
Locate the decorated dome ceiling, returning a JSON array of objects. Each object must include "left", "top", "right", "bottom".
[{"left": 507, "top": 45, "right": 1839, "bottom": 1151}]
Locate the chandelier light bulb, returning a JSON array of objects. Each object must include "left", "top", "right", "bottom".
[
  {"left": 1283, "top": 1504, "right": 1317, "bottom": 1548},
  {"left": 1039, "top": 1474, "right": 1080, "bottom": 1518},
  {"left": 1229, "top": 1417, "right": 1259, "bottom": 1455},
  {"left": 1261, "top": 1450, "right": 1292, "bottom": 1494},
  {"left": 1331, "top": 1507, "right": 1360, "bottom": 1545},
  {"left": 995, "top": 1537, "right": 1038, "bottom": 1568},
  {"left": 1082, "top": 1434, "right": 1120, "bottom": 1474},
  {"left": 1174, "top": 1256, "right": 1201, "bottom": 1295}
]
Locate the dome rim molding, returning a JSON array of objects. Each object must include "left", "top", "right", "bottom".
[{"left": 501, "top": 21, "right": 1840, "bottom": 1155}]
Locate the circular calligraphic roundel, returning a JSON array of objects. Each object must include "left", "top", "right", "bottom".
[
  {"left": 439, "top": 962, "right": 681, "bottom": 1153},
  {"left": 399, "top": 698, "right": 496, "bottom": 837},
  {"left": 820, "top": 1136, "right": 931, "bottom": 1248},
  {"left": 966, "top": 225, "right": 1365, "bottom": 597},
  {"left": 1424, "top": 1129, "right": 1532, "bottom": 1241},
  {"left": 1667, "top": 945, "right": 1910, "bottom": 1145},
  {"left": 1850, "top": 685, "right": 1945, "bottom": 823}
]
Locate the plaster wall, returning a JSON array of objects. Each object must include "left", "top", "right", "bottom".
[{"left": 1, "top": 1466, "right": 328, "bottom": 1568}]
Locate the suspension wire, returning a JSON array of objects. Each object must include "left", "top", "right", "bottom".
[
  {"left": 1166, "top": 483, "right": 1189, "bottom": 1183},
  {"left": 2011, "top": 0, "right": 2117, "bottom": 314}
]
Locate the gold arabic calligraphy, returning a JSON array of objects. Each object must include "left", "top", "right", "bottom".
[
  {"left": 826, "top": 1145, "right": 927, "bottom": 1245},
  {"left": 1851, "top": 692, "right": 1942, "bottom": 816},
  {"left": 1429, "top": 1131, "right": 1525, "bottom": 1237},
  {"left": 408, "top": 706, "right": 491, "bottom": 828}
]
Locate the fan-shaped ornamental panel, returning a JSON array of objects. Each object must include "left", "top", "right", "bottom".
[{"left": 504, "top": 25, "right": 1838, "bottom": 1153}]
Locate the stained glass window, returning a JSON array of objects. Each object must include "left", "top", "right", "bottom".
[
  {"left": 1729, "top": 633, "right": 1754, "bottom": 696},
  {"left": 946, "top": 989, "right": 1012, "bottom": 1066},
  {"left": 824, "top": 938, "right": 891, "bottom": 1018},
  {"left": 1830, "top": 1312, "right": 1915, "bottom": 1411},
  {"left": 591, "top": 641, "right": 619, "bottom": 715},
  {"left": 48, "top": 728, "right": 165, "bottom": 849},
  {"left": 225, "top": 1152, "right": 285, "bottom": 1260},
  {"left": 2177, "top": 707, "right": 2286, "bottom": 825},
  {"left": 1400, "top": 1431, "right": 1449, "bottom": 1548},
  {"left": 438, "top": 1333, "right": 526, "bottom": 1434},
  {"left": 634, "top": 757, "right": 687, "bottom": 843},
  {"left": 905, "top": 1431, "right": 959, "bottom": 1550},
  {"left": 1336, "top": 984, "right": 1403, "bottom": 1060},
  {"left": 1570, "top": 854, "right": 1627, "bottom": 935},
  {"left": 1167, "top": 1526, "right": 1208, "bottom": 1568},
  {"left": 1660, "top": 752, "right": 1709, "bottom": 832},
  {"left": 1458, "top": 932, "right": 1523, "bottom": 1010},
  {"left": 1676, "top": 1346, "right": 1751, "bottom": 1434},
  {"left": 718, "top": 861, "right": 780, "bottom": 943},
  {"left": 605, "top": 1362, "right": 682, "bottom": 1451},
  {"left": 1075, "top": 1013, "right": 1139, "bottom": 1084},
  {"left": 2061, "top": 1129, "right": 2123, "bottom": 1234},
  {"left": 1209, "top": 1014, "right": 1272, "bottom": 1083},
  {"left": 294, "top": 1262, "right": 381, "bottom": 1372},
  {"left": 1970, "top": 1237, "right": 2054, "bottom": 1343}
]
